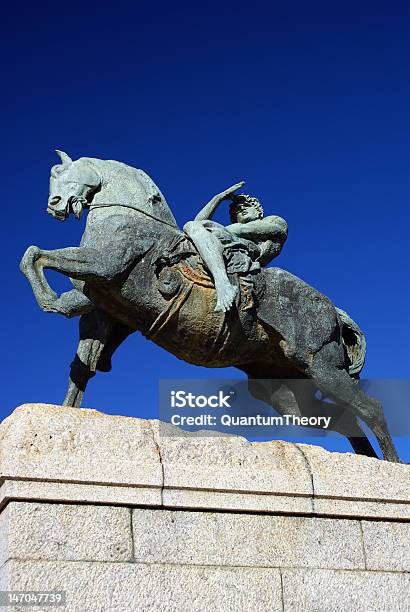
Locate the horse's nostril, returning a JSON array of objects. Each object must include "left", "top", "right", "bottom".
[{"left": 49, "top": 196, "right": 61, "bottom": 206}]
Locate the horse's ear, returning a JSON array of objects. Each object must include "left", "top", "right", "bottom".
[{"left": 55, "top": 150, "right": 72, "bottom": 164}]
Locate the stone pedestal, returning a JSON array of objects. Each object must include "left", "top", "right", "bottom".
[{"left": 0, "top": 404, "right": 409, "bottom": 611}]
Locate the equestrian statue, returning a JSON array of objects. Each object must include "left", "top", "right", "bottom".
[{"left": 20, "top": 151, "right": 400, "bottom": 462}]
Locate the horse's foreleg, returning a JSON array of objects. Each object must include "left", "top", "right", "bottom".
[
  {"left": 23, "top": 244, "right": 134, "bottom": 281},
  {"left": 64, "top": 312, "right": 132, "bottom": 407},
  {"left": 20, "top": 255, "right": 93, "bottom": 317},
  {"left": 64, "top": 334, "right": 105, "bottom": 407},
  {"left": 50, "top": 289, "right": 94, "bottom": 318},
  {"left": 20, "top": 246, "right": 59, "bottom": 311},
  {"left": 20, "top": 244, "right": 123, "bottom": 314},
  {"left": 20, "top": 246, "right": 93, "bottom": 317},
  {"left": 64, "top": 310, "right": 114, "bottom": 407}
]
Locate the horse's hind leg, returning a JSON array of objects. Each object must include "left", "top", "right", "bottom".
[
  {"left": 308, "top": 343, "right": 400, "bottom": 462},
  {"left": 248, "top": 378, "right": 378, "bottom": 458},
  {"left": 284, "top": 380, "right": 379, "bottom": 458}
]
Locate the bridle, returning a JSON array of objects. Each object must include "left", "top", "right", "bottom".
[{"left": 89, "top": 202, "right": 178, "bottom": 229}]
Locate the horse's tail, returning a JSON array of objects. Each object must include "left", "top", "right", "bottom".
[{"left": 336, "top": 307, "right": 366, "bottom": 378}]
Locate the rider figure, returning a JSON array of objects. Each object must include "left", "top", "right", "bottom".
[{"left": 183, "top": 182, "right": 288, "bottom": 312}]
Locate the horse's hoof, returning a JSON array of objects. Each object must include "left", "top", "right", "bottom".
[{"left": 41, "top": 300, "right": 58, "bottom": 313}]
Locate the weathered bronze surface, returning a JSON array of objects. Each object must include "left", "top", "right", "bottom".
[{"left": 20, "top": 152, "right": 400, "bottom": 461}]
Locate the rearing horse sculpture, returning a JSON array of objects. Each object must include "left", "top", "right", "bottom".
[{"left": 20, "top": 151, "right": 400, "bottom": 462}]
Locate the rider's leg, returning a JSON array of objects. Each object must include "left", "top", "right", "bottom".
[{"left": 183, "top": 221, "right": 237, "bottom": 312}]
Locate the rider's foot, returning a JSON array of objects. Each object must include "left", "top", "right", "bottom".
[{"left": 214, "top": 282, "right": 237, "bottom": 312}]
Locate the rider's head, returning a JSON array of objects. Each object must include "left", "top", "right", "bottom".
[{"left": 229, "top": 194, "right": 264, "bottom": 224}]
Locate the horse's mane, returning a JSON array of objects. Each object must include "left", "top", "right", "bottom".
[{"left": 81, "top": 157, "right": 179, "bottom": 228}]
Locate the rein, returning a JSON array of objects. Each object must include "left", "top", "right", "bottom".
[{"left": 89, "top": 202, "right": 178, "bottom": 229}]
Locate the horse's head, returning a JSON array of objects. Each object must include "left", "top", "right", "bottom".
[{"left": 47, "top": 150, "right": 100, "bottom": 221}]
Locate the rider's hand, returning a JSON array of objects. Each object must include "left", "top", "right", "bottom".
[{"left": 221, "top": 181, "right": 245, "bottom": 201}]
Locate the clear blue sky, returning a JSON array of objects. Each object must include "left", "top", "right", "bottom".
[{"left": 2, "top": 1, "right": 409, "bottom": 459}]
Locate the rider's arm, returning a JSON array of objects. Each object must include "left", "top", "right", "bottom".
[
  {"left": 257, "top": 240, "right": 285, "bottom": 266},
  {"left": 193, "top": 194, "right": 225, "bottom": 222},
  {"left": 194, "top": 182, "right": 245, "bottom": 222},
  {"left": 226, "top": 215, "right": 288, "bottom": 241}
]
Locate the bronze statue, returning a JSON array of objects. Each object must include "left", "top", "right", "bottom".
[{"left": 20, "top": 151, "right": 400, "bottom": 462}]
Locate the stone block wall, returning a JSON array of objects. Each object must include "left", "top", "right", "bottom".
[{"left": 0, "top": 404, "right": 409, "bottom": 611}]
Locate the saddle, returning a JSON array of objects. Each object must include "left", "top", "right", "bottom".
[{"left": 153, "top": 233, "right": 260, "bottom": 311}]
